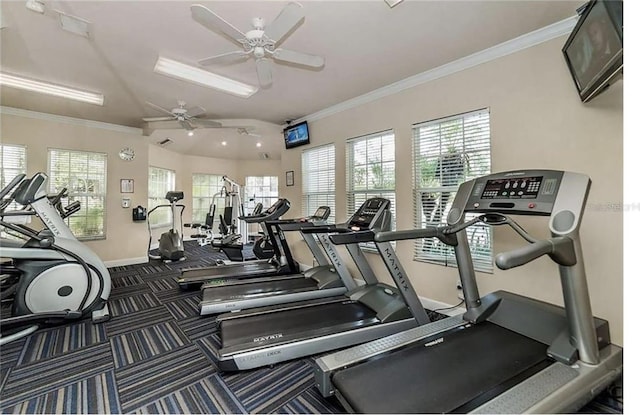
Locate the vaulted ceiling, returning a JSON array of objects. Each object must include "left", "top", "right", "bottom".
[{"left": 0, "top": 1, "right": 583, "bottom": 159}]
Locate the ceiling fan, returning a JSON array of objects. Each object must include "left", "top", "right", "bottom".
[
  {"left": 142, "top": 100, "right": 222, "bottom": 135},
  {"left": 191, "top": 2, "right": 325, "bottom": 88}
]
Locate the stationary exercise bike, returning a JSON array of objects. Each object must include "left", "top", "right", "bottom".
[
  {"left": 147, "top": 191, "right": 186, "bottom": 262},
  {"left": 0, "top": 173, "right": 112, "bottom": 345}
]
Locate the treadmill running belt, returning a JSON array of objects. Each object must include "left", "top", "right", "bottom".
[
  {"left": 221, "top": 301, "right": 378, "bottom": 349},
  {"left": 203, "top": 277, "right": 318, "bottom": 301},
  {"left": 332, "top": 322, "right": 550, "bottom": 414}
]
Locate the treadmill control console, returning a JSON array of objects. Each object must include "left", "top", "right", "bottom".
[
  {"left": 464, "top": 170, "right": 564, "bottom": 216},
  {"left": 348, "top": 198, "right": 390, "bottom": 230}
]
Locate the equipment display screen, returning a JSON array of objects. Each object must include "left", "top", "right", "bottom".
[{"left": 481, "top": 176, "right": 543, "bottom": 199}]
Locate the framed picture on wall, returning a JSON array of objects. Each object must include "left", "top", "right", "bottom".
[
  {"left": 286, "top": 171, "right": 294, "bottom": 186},
  {"left": 121, "top": 179, "right": 134, "bottom": 193}
]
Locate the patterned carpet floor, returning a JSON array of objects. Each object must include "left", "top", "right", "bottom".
[{"left": 0, "top": 240, "right": 623, "bottom": 413}]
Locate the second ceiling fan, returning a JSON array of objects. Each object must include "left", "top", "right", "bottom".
[{"left": 191, "top": 2, "right": 325, "bottom": 88}]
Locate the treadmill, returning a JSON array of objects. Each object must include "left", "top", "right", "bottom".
[
  {"left": 177, "top": 198, "right": 296, "bottom": 290},
  {"left": 198, "top": 206, "right": 360, "bottom": 315},
  {"left": 211, "top": 197, "right": 432, "bottom": 371},
  {"left": 313, "top": 169, "right": 623, "bottom": 414}
]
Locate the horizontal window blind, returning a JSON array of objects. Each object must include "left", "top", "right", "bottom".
[
  {"left": 148, "top": 166, "right": 175, "bottom": 227},
  {"left": 0, "top": 144, "right": 27, "bottom": 214},
  {"left": 347, "top": 131, "right": 396, "bottom": 250},
  {"left": 302, "top": 144, "right": 335, "bottom": 223},
  {"left": 48, "top": 148, "right": 107, "bottom": 239},
  {"left": 192, "top": 174, "right": 225, "bottom": 229},
  {"left": 245, "top": 176, "right": 279, "bottom": 235},
  {"left": 413, "top": 109, "right": 493, "bottom": 272}
]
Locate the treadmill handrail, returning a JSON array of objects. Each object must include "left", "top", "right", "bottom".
[
  {"left": 374, "top": 226, "right": 458, "bottom": 246},
  {"left": 330, "top": 230, "right": 375, "bottom": 245},
  {"left": 300, "top": 224, "right": 341, "bottom": 234},
  {"left": 495, "top": 236, "right": 577, "bottom": 269}
]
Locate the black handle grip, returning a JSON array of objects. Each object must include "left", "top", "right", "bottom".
[{"left": 330, "top": 230, "right": 375, "bottom": 245}]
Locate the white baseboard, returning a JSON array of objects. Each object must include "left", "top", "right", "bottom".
[{"left": 104, "top": 256, "right": 148, "bottom": 268}]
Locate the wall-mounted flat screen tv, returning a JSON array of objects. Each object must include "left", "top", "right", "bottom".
[
  {"left": 283, "top": 121, "right": 310, "bottom": 149},
  {"left": 562, "top": 0, "right": 623, "bottom": 103}
]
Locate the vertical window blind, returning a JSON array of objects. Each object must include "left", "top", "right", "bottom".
[
  {"left": 302, "top": 144, "right": 335, "bottom": 222},
  {"left": 148, "top": 166, "right": 176, "bottom": 227},
  {"left": 48, "top": 148, "right": 107, "bottom": 239},
  {"left": 412, "top": 109, "right": 493, "bottom": 272},
  {"left": 346, "top": 130, "right": 396, "bottom": 249}
]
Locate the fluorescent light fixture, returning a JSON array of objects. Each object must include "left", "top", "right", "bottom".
[
  {"left": 0, "top": 72, "right": 104, "bottom": 105},
  {"left": 57, "top": 10, "right": 92, "bottom": 38},
  {"left": 384, "top": 0, "right": 404, "bottom": 8},
  {"left": 154, "top": 57, "right": 258, "bottom": 98}
]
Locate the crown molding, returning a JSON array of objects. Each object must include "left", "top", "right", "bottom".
[
  {"left": 0, "top": 106, "right": 143, "bottom": 135},
  {"left": 298, "top": 16, "right": 578, "bottom": 124}
]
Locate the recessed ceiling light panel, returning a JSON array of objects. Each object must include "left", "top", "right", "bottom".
[{"left": 56, "top": 11, "right": 92, "bottom": 38}]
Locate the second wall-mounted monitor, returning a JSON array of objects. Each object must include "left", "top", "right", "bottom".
[{"left": 284, "top": 121, "right": 310, "bottom": 149}]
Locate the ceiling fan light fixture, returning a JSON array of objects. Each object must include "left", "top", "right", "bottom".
[
  {"left": 154, "top": 57, "right": 258, "bottom": 98},
  {"left": 0, "top": 72, "right": 104, "bottom": 105}
]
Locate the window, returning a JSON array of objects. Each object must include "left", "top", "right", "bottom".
[
  {"left": 346, "top": 130, "right": 396, "bottom": 250},
  {"left": 0, "top": 144, "right": 27, "bottom": 223},
  {"left": 1, "top": 144, "right": 27, "bottom": 189},
  {"left": 302, "top": 144, "right": 335, "bottom": 222},
  {"left": 148, "top": 166, "right": 175, "bottom": 227},
  {"left": 192, "top": 173, "right": 225, "bottom": 229},
  {"left": 413, "top": 109, "right": 492, "bottom": 272},
  {"left": 48, "top": 149, "right": 107, "bottom": 239},
  {"left": 245, "top": 176, "right": 279, "bottom": 212}
]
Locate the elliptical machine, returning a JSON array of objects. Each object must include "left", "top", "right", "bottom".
[
  {"left": 0, "top": 173, "right": 112, "bottom": 345},
  {"left": 147, "top": 191, "right": 186, "bottom": 262}
]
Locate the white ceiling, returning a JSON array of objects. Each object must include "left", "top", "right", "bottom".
[{"left": 0, "top": 0, "right": 583, "bottom": 160}]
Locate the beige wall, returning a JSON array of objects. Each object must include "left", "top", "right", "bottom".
[
  {"left": 280, "top": 36, "right": 624, "bottom": 345},
  {"left": 1, "top": 113, "right": 150, "bottom": 263}
]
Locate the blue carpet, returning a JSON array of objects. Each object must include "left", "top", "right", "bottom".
[{"left": 0, "top": 240, "right": 622, "bottom": 413}]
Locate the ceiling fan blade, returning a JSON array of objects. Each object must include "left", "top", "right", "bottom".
[
  {"left": 142, "top": 116, "right": 174, "bottom": 122},
  {"left": 179, "top": 120, "right": 194, "bottom": 131},
  {"left": 266, "top": 2, "right": 304, "bottom": 46},
  {"left": 256, "top": 58, "right": 272, "bottom": 88},
  {"left": 191, "top": 4, "right": 245, "bottom": 45},
  {"left": 190, "top": 118, "right": 223, "bottom": 128},
  {"left": 199, "top": 51, "right": 251, "bottom": 66},
  {"left": 272, "top": 48, "right": 324, "bottom": 68},
  {"left": 146, "top": 101, "right": 176, "bottom": 117},
  {"left": 186, "top": 106, "right": 206, "bottom": 118}
]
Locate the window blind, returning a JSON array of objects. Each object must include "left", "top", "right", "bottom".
[
  {"left": 346, "top": 130, "right": 396, "bottom": 250},
  {"left": 48, "top": 148, "right": 107, "bottom": 239},
  {"left": 245, "top": 175, "right": 279, "bottom": 235},
  {"left": 302, "top": 144, "right": 335, "bottom": 222},
  {"left": 412, "top": 109, "right": 493, "bottom": 272},
  {"left": 192, "top": 174, "right": 225, "bottom": 228},
  {"left": 148, "top": 166, "right": 175, "bottom": 227},
  {"left": 0, "top": 144, "right": 27, "bottom": 216}
]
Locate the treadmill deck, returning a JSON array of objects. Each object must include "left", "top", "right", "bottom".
[{"left": 332, "top": 321, "right": 551, "bottom": 414}]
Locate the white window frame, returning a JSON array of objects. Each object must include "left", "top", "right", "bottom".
[
  {"left": 148, "top": 166, "right": 176, "bottom": 228},
  {"left": 48, "top": 148, "right": 107, "bottom": 240},
  {"left": 302, "top": 144, "right": 336, "bottom": 223},
  {"left": 346, "top": 130, "right": 396, "bottom": 250},
  {"left": 413, "top": 109, "right": 493, "bottom": 273}
]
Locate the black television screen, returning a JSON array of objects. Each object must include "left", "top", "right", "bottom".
[
  {"left": 562, "top": 0, "right": 623, "bottom": 103},
  {"left": 283, "top": 121, "right": 310, "bottom": 149}
]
